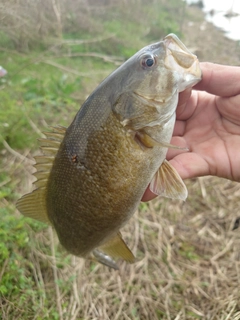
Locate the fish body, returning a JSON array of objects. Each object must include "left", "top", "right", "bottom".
[{"left": 17, "top": 34, "right": 201, "bottom": 269}]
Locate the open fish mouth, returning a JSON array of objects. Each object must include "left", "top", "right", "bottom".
[{"left": 164, "top": 34, "right": 202, "bottom": 89}]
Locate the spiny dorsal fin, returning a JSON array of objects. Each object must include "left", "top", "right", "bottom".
[
  {"left": 150, "top": 159, "right": 188, "bottom": 200},
  {"left": 33, "top": 126, "right": 66, "bottom": 189},
  {"left": 48, "top": 125, "right": 67, "bottom": 135},
  {"left": 38, "top": 138, "right": 61, "bottom": 148},
  {"left": 34, "top": 162, "right": 52, "bottom": 171},
  {"left": 34, "top": 155, "right": 55, "bottom": 164},
  {"left": 98, "top": 232, "right": 135, "bottom": 264},
  {"left": 16, "top": 126, "right": 66, "bottom": 224}
]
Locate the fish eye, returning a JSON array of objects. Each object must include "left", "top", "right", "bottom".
[{"left": 141, "top": 55, "right": 155, "bottom": 69}]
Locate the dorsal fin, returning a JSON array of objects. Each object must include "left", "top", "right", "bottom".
[{"left": 16, "top": 126, "right": 66, "bottom": 224}]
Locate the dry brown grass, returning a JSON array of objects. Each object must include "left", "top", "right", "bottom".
[
  {"left": 74, "top": 176, "right": 240, "bottom": 319},
  {"left": 0, "top": 0, "right": 113, "bottom": 51}
]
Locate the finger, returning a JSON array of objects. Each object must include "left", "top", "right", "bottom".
[
  {"left": 168, "top": 153, "right": 210, "bottom": 180},
  {"left": 172, "top": 120, "right": 186, "bottom": 136},
  {"left": 177, "top": 88, "right": 192, "bottom": 109},
  {"left": 166, "top": 135, "right": 189, "bottom": 160},
  {"left": 175, "top": 89, "right": 199, "bottom": 121},
  {"left": 176, "top": 88, "right": 193, "bottom": 118},
  {"left": 194, "top": 62, "right": 240, "bottom": 97},
  {"left": 217, "top": 94, "right": 240, "bottom": 127}
]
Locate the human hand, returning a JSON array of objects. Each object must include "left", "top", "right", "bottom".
[{"left": 142, "top": 62, "right": 240, "bottom": 201}]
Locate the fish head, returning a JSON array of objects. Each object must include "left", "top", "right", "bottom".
[
  {"left": 112, "top": 33, "right": 201, "bottom": 129},
  {"left": 120, "top": 33, "right": 201, "bottom": 104}
]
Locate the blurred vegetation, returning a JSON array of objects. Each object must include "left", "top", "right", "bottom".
[
  {"left": 0, "top": 0, "right": 188, "bottom": 318},
  {"left": 0, "top": 0, "right": 184, "bottom": 51}
]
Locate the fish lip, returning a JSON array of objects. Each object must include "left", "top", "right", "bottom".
[{"left": 164, "top": 33, "right": 193, "bottom": 56}]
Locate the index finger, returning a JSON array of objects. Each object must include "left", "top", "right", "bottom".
[{"left": 194, "top": 62, "right": 240, "bottom": 97}]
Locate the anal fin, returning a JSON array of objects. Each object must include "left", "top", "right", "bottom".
[{"left": 93, "top": 232, "right": 135, "bottom": 269}]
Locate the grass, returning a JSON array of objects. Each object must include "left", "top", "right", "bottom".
[{"left": 1, "top": 1, "right": 240, "bottom": 319}]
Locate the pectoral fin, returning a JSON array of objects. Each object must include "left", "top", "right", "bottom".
[
  {"left": 93, "top": 232, "right": 135, "bottom": 269},
  {"left": 150, "top": 159, "right": 188, "bottom": 200},
  {"left": 134, "top": 130, "right": 188, "bottom": 150}
]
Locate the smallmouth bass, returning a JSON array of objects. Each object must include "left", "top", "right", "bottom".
[{"left": 17, "top": 34, "right": 201, "bottom": 269}]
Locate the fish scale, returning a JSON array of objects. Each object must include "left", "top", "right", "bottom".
[{"left": 16, "top": 34, "right": 201, "bottom": 269}]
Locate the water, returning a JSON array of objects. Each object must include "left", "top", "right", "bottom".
[{"left": 185, "top": 0, "right": 240, "bottom": 40}]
